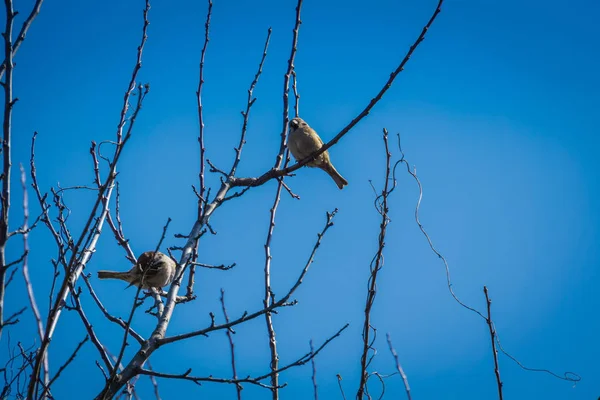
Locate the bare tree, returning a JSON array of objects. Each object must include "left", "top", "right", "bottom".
[{"left": 0, "top": 0, "right": 581, "bottom": 399}]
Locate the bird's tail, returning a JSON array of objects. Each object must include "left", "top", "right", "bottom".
[
  {"left": 97, "top": 270, "right": 132, "bottom": 282},
  {"left": 322, "top": 163, "right": 348, "bottom": 190}
]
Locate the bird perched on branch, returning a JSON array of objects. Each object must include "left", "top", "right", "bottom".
[
  {"left": 97, "top": 251, "right": 176, "bottom": 289},
  {"left": 288, "top": 117, "right": 348, "bottom": 189}
]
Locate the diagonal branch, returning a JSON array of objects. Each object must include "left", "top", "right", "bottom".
[
  {"left": 229, "top": 0, "right": 445, "bottom": 189},
  {"left": 386, "top": 333, "right": 412, "bottom": 400}
]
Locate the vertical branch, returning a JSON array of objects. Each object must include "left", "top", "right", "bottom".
[
  {"left": 273, "top": 0, "right": 302, "bottom": 169},
  {"left": 263, "top": 3, "right": 303, "bottom": 398},
  {"left": 0, "top": 0, "right": 44, "bottom": 80},
  {"left": 386, "top": 333, "right": 412, "bottom": 400},
  {"left": 310, "top": 340, "right": 318, "bottom": 400},
  {"left": 188, "top": 0, "right": 213, "bottom": 301},
  {"left": 196, "top": 0, "right": 212, "bottom": 219},
  {"left": 484, "top": 286, "right": 503, "bottom": 400},
  {"left": 19, "top": 165, "right": 48, "bottom": 388},
  {"left": 291, "top": 71, "right": 299, "bottom": 118},
  {"left": 220, "top": 289, "right": 241, "bottom": 400},
  {"left": 0, "top": 0, "right": 16, "bottom": 341},
  {"left": 357, "top": 129, "right": 393, "bottom": 399}
]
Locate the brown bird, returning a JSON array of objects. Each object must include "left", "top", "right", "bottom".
[
  {"left": 97, "top": 251, "right": 176, "bottom": 289},
  {"left": 288, "top": 117, "right": 348, "bottom": 189}
]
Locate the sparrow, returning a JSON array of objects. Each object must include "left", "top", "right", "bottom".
[
  {"left": 97, "top": 251, "right": 176, "bottom": 289},
  {"left": 288, "top": 117, "right": 348, "bottom": 189}
]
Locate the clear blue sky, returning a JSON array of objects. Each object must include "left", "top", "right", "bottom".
[{"left": 3, "top": 0, "right": 599, "bottom": 398}]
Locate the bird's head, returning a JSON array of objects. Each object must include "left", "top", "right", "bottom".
[{"left": 289, "top": 117, "right": 305, "bottom": 130}]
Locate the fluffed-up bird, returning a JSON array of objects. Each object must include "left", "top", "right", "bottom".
[
  {"left": 288, "top": 117, "right": 348, "bottom": 189},
  {"left": 97, "top": 251, "right": 176, "bottom": 289}
]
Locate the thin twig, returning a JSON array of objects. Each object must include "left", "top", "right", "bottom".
[
  {"left": 228, "top": 27, "right": 272, "bottom": 179},
  {"left": 220, "top": 289, "right": 241, "bottom": 400},
  {"left": 310, "top": 340, "right": 318, "bottom": 400},
  {"left": 386, "top": 333, "right": 412, "bottom": 400},
  {"left": 483, "top": 286, "right": 503, "bottom": 400}
]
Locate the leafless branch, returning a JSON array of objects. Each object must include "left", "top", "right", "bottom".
[
  {"left": 261, "top": 4, "right": 303, "bottom": 397},
  {"left": 0, "top": 0, "right": 44, "bottom": 80},
  {"left": 291, "top": 71, "right": 299, "bottom": 118},
  {"left": 220, "top": 289, "right": 242, "bottom": 400},
  {"left": 386, "top": 333, "right": 412, "bottom": 400},
  {"left": 190, "top": 261, "right": 236, "bottom": 271},
  {"left": 229, "top": 0, "right": 445, "bottom": 189},
  {"left": 196, "top": 0, "right": 212, "bottom": 219},
  {"left": 309, "top": 340, "right": 318, "bottom": 400},
  {"left": 0, "top": 0, "right": 16, "bottom": 342},
  {"left": 357, "top": 129, "right": 394, "bottom": 399},
  {"left": 228, "top": 27, "right": 272, "bottom": 179},
  {"left": 336, "top": 374, "right": 346, "bottom": 400},
  {"left": 483, "top": 286, "right": 503, "bottom": 400}
]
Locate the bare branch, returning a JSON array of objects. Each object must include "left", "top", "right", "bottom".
[
  {"left": 357, "top": 129, "right": 394, "bottom": 399},
  {"left": 0, "top": 0, "right": 16, "bottom": 342},
  {"left": 291, "top": 71, "right": 299, "bottom": 118},
  {"left": 229, "top": 0, "right": 445, "bottom": 189},
  {"left": 337, "top": 374, "right": 346, "bottom": 400},
  {"left": 261, "top": 4, "right": 304, "bottom": 397},
  {"left": 190, "top": 261, "right": 236, "bottom": 271},
  {"left": 386, "top": 333, "right": 412, "bottom": 400},
  {"left": 309, "top": 340, "right": 318, "bottom": 400},
  {"left": 220, "top": 289, "right": 241, "bottom": 400},
  {"left": 196, "top": 0, "right": 212, "bottom": 219},
  {"left": 483, "top": 286, "right": 503, "bottom": 400},
  {"left": 228, "top": 27, "right": 272, "bottom": 179},
  {"left": 0, "top": 0, "right": 44, "bottom": 80}
]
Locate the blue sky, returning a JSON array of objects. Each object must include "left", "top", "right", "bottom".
[{"left": 3, "top": 0, "right": 599, "bottom": 398}]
